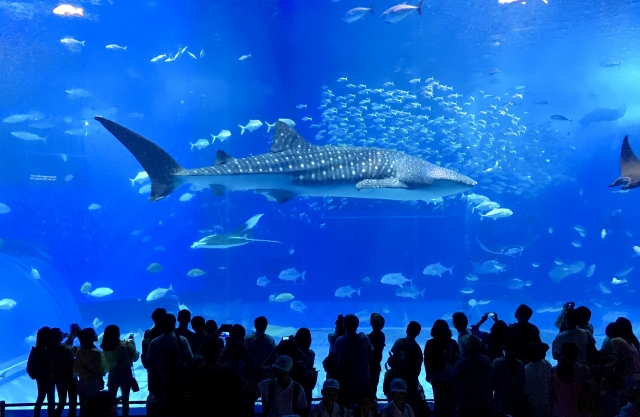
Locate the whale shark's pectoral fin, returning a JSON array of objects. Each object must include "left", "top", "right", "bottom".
[
  {"left": 210, "top": 185, "right": 227, "bottom": 197},
  {"left": 255, "top": 189, "right": 298, "bottom": 203},
  {"left": 610, "top": 136, "right": 640, "bottom": 190},
  {"left": 356, "top": 178, "right": 408, "bottom": 190}
]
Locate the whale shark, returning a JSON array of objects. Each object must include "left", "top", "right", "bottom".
[
  {"left": 609, "top": 136, "right": 640, "bottom": 191},
  {"left": 94, "top": 117, "right": 476, "bottom": 203},
  {"left": 579, "top": 104, "right": 627, "bottom": 127}
]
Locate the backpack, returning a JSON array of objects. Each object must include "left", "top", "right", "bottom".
[
  {"left": 263, "top": 378, "right": 303, "bottom": 417},
  {"left": 27, "top": 347, "right": 50, "bottom": 380}
]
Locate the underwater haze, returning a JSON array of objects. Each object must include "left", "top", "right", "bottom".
[{"left": 1, "top": 0, "right": 640, "bottom": 403}]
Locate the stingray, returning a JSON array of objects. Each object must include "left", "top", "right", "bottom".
[
  {"left": 476, "top": 235, "right": 539, "bottom": 257},
  {"left": 609, "top": 136, "right": 640, "bottom": 191},
  {"left": 190, "top": 214, "right": 281, "bottom": 249},
  {"left": 579, "top": 104, "right": 627, "bottom": 127}
]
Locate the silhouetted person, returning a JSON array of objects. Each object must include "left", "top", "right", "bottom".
[
  {"left": 245, "top": 316, "right": 276, "bottom": 381},
  {"left": 509, "top": 304, "right": 542, "bottom": 364},
  {"left": 452, "top": 336, "right": 492, "bottom": 417},
  {"left": 142, "top": 308, "right": 166, "bottom": 398},
  {"left": 424, "top": 319, "right": 459, "bottom": 417},
  {"left": 47, "top": 327, "right": 78, "bottom": 417},
  {"left": 333, "top": 314, "right": 374, "bottom": 408},
  {"left": 604, "top": 322, "right": 640, "bottom": 406},
  {"left": 309, "top": 379, "right": 348, "bottom": 417},
  {"left": 617, "top": 317, "right": 640, "bottom": 352},
  {"left": 323, "top": 314, "right": 346, "bottom": 380},
  {"left": 552, "top": 308, "right": 595, "bottom": 365},
  {"left": 491, "top": 337, "right": 525, "bottom": 416},
  {"left": 258, "top": 355, "right": 307, "bottom": 417},
  {"left": 524, "top": 343, "right": 552, "bottom": 417},
  {"left": 452, "top": 312, "right": 474, "bottom": 359},
  {"left": 471, "top": 313, "right": 509, "bottom": 362},
  {"left": 551, "top": 342, "right": 591, "bottom": 417},
  {"left": 75, "top": 328, "right": 107, "bottom": 413},
  {"left": 190, "top": 315, "right": 207, "bottom": 357},
  {"left": 389, "top": 321, "right": 429, "bottom": 417},
  {"left": 294, "top": 327, "right": 318, "bottom": 411},
  {"left": 28, "top": 326, "right": 55, "bottom": 417},
  {"left": 368, "top": 312, "right": 386, "bottom": 398},
  {"left": 381, "top": 379, "right": 415, "bottom": 417},
  {"left": 175, "top": 309, "right": 195, "bottom": 346},
  {"left": 193, "top": 335, "right": 245, "bottom": 417},
  {"left": 100, "top": 325, "right": 140, "bottom": 417},
  {"left": 146, "top": 313, "right": 193, "bottom": 413},
  {"left": 220, "top": 324, "right": 253, "bottom": 379}
]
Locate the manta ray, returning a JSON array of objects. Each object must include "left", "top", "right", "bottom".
[
  {"left": 94, "top": 117, "right": 476, "bottom": 203},
  {"left": 476, "top": 235, "right": 539, "bottom": 257},
  {"left": 609, "top": 136, "right": 640, "bottom": 191},
  {"left": 191, "top": 214, "right": 280, "bottom": 249}
]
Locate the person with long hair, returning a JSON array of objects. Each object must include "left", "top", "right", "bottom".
[
  {"left": 424, "top": 319, "right": 460, "bottom": 417},
  {"left": 75, "top": 328, "right": 107, "bottom": 414},
  {"left": 100, "top": 325, "right": 140, "bottom": 417},
  {"left": 47, "top": 327, "right": 78, "bottom": 417},
  {"left": 27, "top": 326, "right": 55, "bottom": 417}
]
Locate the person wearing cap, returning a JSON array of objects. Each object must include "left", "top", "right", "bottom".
[
  {"left": 258, "top": 355, "right": 307, "bottom": 417},
  {"left": 380, "top": 378, "right": 415, "bottom": 417},
  {"left": 309, "top": 379, "right": 348, "bottom": 417}
]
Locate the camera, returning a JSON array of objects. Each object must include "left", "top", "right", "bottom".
[{"left": 281, "top": 335, "right": 295, "bottom": 342}]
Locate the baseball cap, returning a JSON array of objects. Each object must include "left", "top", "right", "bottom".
[
  {"left": 322, "top": 379, "right": 340, "bottom": 390},
  {"left": 273, "top": 355, "right": 293, "bottom": 372},
  {"left": 389, "top": 378, "right": 407, "bottom": 393}
]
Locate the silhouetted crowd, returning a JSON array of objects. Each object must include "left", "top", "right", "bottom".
[{"left": 25, "top": 302, "right": 640, "bottom": 417}]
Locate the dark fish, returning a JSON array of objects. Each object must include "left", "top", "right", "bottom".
[
  {"left": 600, "top": 62, "right": 621, "bottom": 67},
  {"left": 579, "top": 104, "right": 626, "bottom": 127},
  {"left": 550, "top": 115, "right": 572, "bottom": 122},
  {"left": 534, "top": 100, "right": 549, "bottom": 105},
  {"left": 609, "top": 136, "right": 640, "bottom": 191}
]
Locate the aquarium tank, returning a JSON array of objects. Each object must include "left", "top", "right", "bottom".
[{"left": 0, "top": 0, "right": 639, "bottom": 406}]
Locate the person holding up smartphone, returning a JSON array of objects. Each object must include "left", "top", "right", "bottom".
[
  {"left": 100, "top": 325, "right": 140, "bottom": 417},
  {"left": 471, "top": 312, "right": 510, "bottom": 362}
]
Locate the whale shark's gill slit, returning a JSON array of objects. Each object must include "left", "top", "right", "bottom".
[{"left": 95, "top": 116, "right": 183, "bottom": 201}]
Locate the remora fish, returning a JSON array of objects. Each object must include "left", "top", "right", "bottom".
[
  {"left": 579, "top": 104, "right": 626, "bottom": 127},
  {"left": 610, "top": 136, "right": 640, "bottom": 191},
  {"left": 94, "top": 117, "right": 476, "bottom": 203}
]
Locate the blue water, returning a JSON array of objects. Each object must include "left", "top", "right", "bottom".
[{"left": 1, "top": 0, "right": 640, "bottom": 404}]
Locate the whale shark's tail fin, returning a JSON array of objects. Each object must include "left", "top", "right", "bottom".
[
  {"left": 95, "top": 117, "right": 183, "bottom": 201},
  {"left": 609, "top": 136, "right": 640, "bottom": 191}
]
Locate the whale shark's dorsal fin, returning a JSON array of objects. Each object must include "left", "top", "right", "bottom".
[
  {"left": 215, "top": 150, "right": 235, "bottom": 165},
  {"left": 610, "top": 136, "right": 640, "bottom": 190},
  {"left": 271, "top": 121, "right": 314, "bottom": 153}
]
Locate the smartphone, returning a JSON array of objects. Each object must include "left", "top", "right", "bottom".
[
  {"left": 221, "top": 332, "right": 230, "bottom": 339},
  {"left": 71, "top": 323, "right": 80, "bottom": 333},
  {"left": 219, "top": 324, "right": 233, "bottom": 333},
  {"left": 488, "top": 312, "right": 495, "bottom": 318},
  {"left": 281, "top": 336, "right": 292, "bottom": 341}
]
